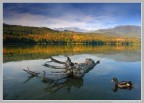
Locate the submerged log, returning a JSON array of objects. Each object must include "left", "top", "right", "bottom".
[
  {"left": 50, "top": 57, "right": 66, "bottom": 64},
  {"left": 72, "top": 58, "right": 100, "bottom": 77},
  {"left": 50, "top": 56, "right": 74, "bottom": 67},
  {"left": 43, "top": 63, "right": 66, "bottom": 69},
  {"left": 23, "top": 57, "right": 100, "bottom": 83},
  {"left": 44, "top": 57, "right": 100, "bottom": 78}
]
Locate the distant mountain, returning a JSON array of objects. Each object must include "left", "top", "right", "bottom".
[
  {"left": 95, "top": 25, "right": 141, "bottom": 37},
  {"left": 53, "top": 27, "right": 90, "bottom": 32},
  {"left": 54, "top": 25, "right": 141, "bottom": 37}
]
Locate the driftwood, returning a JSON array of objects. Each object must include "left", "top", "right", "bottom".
[
  {"left": 23, "top": 67, "right": 40, "bottom": 76},
  {"left": 44, "top": 57, "right": 100, "bottom": 77},
  {"left": 23, "top": 56, "right": 100, "bottom": 83},
  {"left": 43, "top": 63, "right": 66, "bottom": 69}
]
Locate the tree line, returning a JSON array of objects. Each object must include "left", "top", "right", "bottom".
[{"left": 3, "top": 24, "right": 140, "bottom": 45}]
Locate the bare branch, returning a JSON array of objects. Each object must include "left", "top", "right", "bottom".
[
  {"left": 50, "top": 57, "right": 66, "bottom": 64},
  {"left": 43, "top": 63, "right": 66, "bottom": 69},
  {"left": 23, "top": 67, "right": 39, "bottom": 76}
]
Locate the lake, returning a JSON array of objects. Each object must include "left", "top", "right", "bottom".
[{"left": 3, "top": 44, "right": 141, "bottom": 100}]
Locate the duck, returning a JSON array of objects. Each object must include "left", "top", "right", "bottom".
[{"left": 111, "top": 77, "right": 132, "bottom": 88}]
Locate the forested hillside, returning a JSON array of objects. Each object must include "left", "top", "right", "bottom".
[
  {"left": 95, "top": 25, "right": 141, "bottom": 37},
  {"left": 3, "top": 24, "right": 140, "bottom": 45}
]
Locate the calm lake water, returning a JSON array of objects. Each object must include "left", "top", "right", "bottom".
[{"left": 3, "top": 44, "right": 141, "bottom": 100}]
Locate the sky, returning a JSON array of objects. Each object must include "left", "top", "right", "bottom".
[{"left": 3, "top": 3, "right": 141, "bottom": 30}]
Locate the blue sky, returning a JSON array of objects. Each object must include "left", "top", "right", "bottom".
[{"left": 3, "top": 3, "right": 141, "bottom": 30}]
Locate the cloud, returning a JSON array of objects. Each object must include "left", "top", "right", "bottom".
[
  {"left": 3, "top": 3, "right": 141, "bottom": 30},
  {"left": 4, "top": 13, "right": 46, "bottom": 27},
  {"left": 4, "top": 12, "right": 118, "bottom": 30}
]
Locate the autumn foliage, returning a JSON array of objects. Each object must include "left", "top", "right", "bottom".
[{"left": 3, "top": 24, "right": 140, "bottom": 45}]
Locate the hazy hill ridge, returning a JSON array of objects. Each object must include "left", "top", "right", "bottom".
[
  {"left": 53, "top": 27, "right": 89, "bottom": 32},
  {"left": 54, "top": 25, "right": 141, "bottom": 37},
  {"left": 95, "top": 25, "right": 141, "bottom": 37}
]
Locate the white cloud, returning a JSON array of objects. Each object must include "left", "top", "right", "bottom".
[{"left": 4, "top": 12, "right": 118, "bottom": 30}]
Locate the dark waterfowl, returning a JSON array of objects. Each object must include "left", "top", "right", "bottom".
[{"left": 111, "top": 77, "right": 132, "bottom": 88}]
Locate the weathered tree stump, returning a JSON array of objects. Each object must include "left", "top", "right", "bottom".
[{"left": 23, "top": 56, "right": 100, "bottom": 83}]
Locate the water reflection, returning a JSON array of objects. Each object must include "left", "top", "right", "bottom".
[
  {"left": 3, "top": 44, "right": 141, "bottom": 100},
  {"left": 22, "top": 67, "right": 84, "bottom": 94},
  {"left": 3, "top": 44, "right": 140, "bottom": 62},
  {"left": 44, "top": 78, "right": 83, "bottom": 94},
  {"left": 23, "top": 75, "right": 35, "bottom": 84}
]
